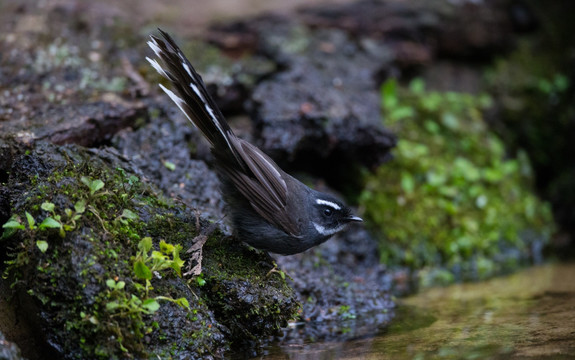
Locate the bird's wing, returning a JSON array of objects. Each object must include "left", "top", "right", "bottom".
[{"left": 218, "top": 137, "right": 300, "bottom": 237}]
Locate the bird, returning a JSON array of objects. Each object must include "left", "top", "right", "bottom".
[{"left": 146, "top": 29, "right": 362, "bottom": 255}]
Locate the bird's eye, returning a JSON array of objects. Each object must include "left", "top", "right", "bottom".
[{"left": 323, "top": 208, "right": 333, "bottom": 217}]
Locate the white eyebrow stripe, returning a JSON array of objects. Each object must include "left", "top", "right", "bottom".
[
  {"left": 312, "top": 222, "right": 346, "bottom": 236},
  {"left": 316, "top": 199, "right": 341, "bottom": 210}
]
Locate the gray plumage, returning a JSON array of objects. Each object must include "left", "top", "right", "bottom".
[{"left": 147, "top": 29, "right": 362, "bottom": 255}]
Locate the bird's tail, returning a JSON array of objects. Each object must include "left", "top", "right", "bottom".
[{"left": 146, "top": 29, "right": 242, "bottom": 165}]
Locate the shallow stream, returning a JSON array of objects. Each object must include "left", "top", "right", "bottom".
[{"left": 262, "top": 263, "right": 575, "bottom": 359}]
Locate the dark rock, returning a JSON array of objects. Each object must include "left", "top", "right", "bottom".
[
  {"left": 112, "top": 106, "right": 226, "bottom": 221},
  {"left": 0, "top": 139, "right": 298, "bottom": 359},
  {"left": 210, "top": 17, "right": 397, "bottom": 187},
  {"left": 0, "top": 330, "right": 24, "bottom": 360},
  {"left": 35, "top": 100, "right": 147, "bottom": 147},
  {"left": 274, "top": 226, "right": 395, "bottom": 343},
  {"left": 297, "top": 0, "right": 515, "bottom": 60},
  {"left": 250, "top": 34, "right": 396, "bottom": 171}
]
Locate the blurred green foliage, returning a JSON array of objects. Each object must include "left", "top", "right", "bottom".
[
  {"left": 484, "top": 37, "right": 575, "bottom": 243},
  {"left": 359, "top": 79, "right": 554, "bottom": 284}
]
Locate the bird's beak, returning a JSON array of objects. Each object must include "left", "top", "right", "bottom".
[{"left": 347, "top": 215, "right": 363, "bottom": 222}]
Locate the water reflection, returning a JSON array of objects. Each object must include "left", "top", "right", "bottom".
[{"left": 257, "top": 263, "right": 575, "bottom": 359}]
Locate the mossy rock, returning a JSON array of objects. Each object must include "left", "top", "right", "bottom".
[{"left": 0, "top": 138, "right": 298, "bottom": 359}]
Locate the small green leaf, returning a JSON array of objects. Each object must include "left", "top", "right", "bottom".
[
  {"left": 74, "top": 200, "right": 86, "bottom": 214},
  {"left": 196, "top": 277, "right": 206, "bottom": 287},
  {"left": 106, "top": 301, "right": 120, "bottom": 311},
  {"left": 121, "top": 209, "right": 138, "bottom": 220},
  {"left": 106, "top": 279, "right": 116, "bottom": 289},
  {"left": 25, "top": 212, "right": 36, "bottom": 229},
  {"left": 90, "top": 179, "right": 105, "bottom": 194},
  {"left": 2, "top": 219, "right": 25, "bottom": 230},
  {"left": 151, "top": 250, "right": 166, "bottom": 261},
  {"left": 133, "top": 260, "right": 152, "bottom": 280},
  {"left": 36, "top": 240, "right": 49, "bottom": 253},
  {"left": 175, "top": 297, "right": 190, "bottom": 309},
  {"left": 475, "top": 195, "right": 488, "bottom": 209},
  {"left": 163, "top": 160, "right": 176, "bottom": 171},
  {"left": 427, "top": 171, "right": 446, "bottom": 187},
  {"left": 409, "top": 78, "right": 425, "bottom": 94},
  {"left": 159, "top": 240, "right": 174, "bottom": 254},
  {"left": 389, "top": 106, "right": 415, "bottom": 121},
  {"left": 138, "top": 237, "right": 153, "bottom": 253},
  {"left": 128, "top": 175, "right": 139, "bottom": 185},
  {"left": 142, "top": 299, "right": 160, "bottom": 313},
  {"left": 424, "top": 119, "right": 440, "bottom": 134},
  {"left": 80, "top": 176, "right": 91, "bottom": 188},
  {"left": 129, "top": 294, "right": 142, "bottom": 306},
  {"left": 116, "top": 281, "right": 126, "bottom": 290},
  {"left": 133, "top": 283, "right": 145, "bottom": 292},
  {"left": 41, "top": 202, "right": 55, "bottom": 212},
  {"left": 39, "top": 217, "right": 62, "bottom": 229},
  {"left": 171, "top": 254, "right": 185, "bottom": 278},
  {"left": 441, "top": 112, "right": 459, "bottom": 130}
]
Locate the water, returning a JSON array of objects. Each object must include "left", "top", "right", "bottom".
[{"left": 260, "top": 263, "right": 575, "bottom": 359}]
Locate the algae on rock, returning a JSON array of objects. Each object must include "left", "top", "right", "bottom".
[{"left": 0, "top": 139, "right": 299, "bottom": 359}]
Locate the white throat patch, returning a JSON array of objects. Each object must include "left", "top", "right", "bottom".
[
  {"left": 316, "top": 199, "right": 341, "bottom": 210},
  {"left": 312, "top": 222, "right": 346, "bottom": 237}
]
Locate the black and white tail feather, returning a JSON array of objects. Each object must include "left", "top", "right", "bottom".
[
  {"left": 147, "top": 29, "right": 297, "bottom": 237},
  {"left": 147, "top": 29, "right": 362, "bottom": 255},
  {"left": 146, "top": 30, "right": 239, "bottom": 166}
]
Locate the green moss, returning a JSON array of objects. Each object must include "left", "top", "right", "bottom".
[
  {"left": 0, "top": 145, "right": 222, "bottom": 357},
  {"left": 1, "top": 142, "right": 299, "bottom": 358},
  {"left": 199, "top": 236, "right": 299, "bottom": 342},
  {"left": 359, "top": 79, "right": 555, "bottom": 285}
]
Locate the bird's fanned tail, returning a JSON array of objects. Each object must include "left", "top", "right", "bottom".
[
  {"left": 146, "top": 29, "right": 243, "bottom": 168},
  {"left": 147, "top": 29, "right": 300, "bottom": 237}
]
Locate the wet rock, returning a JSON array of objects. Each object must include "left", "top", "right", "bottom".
[
  {"left": 298, "top": 0, "right": 514, "bottom": 60},
  {"left": 0, "top": 331, "right": 24, "bottom": 360},
  {"left": 0, "top": 139, "right": 298, "bottom": 359},
  {"left": 201, "top": 237, "right": 300, "bottom": 347},
  {"left": 251, "top": 33, "right": 397, "bottom": 174},
  {"left": 274, "top": 226, "right": 395, "bottom": 343},
  {"left": 209, "top": 16, "right": 397, "bottom": 187},
  {"left": 111, "top": 105, "right": 226, "bottom": 221},
  {"left": 4, "top": 99, "right": 147, "bottom": 147}
]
